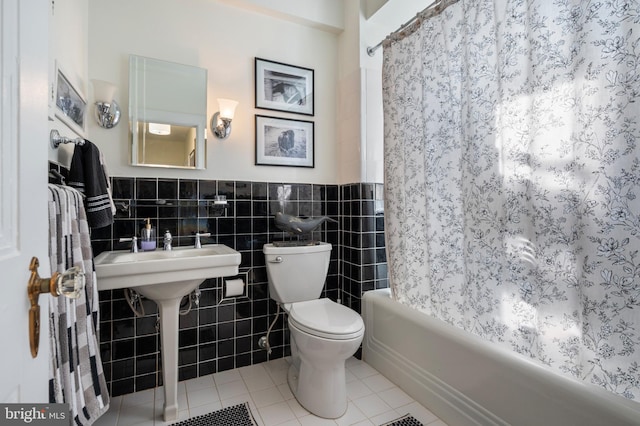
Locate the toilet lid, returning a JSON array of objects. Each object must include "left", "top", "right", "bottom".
[{"left": 288, "top": 299, "right": 364, "bottom": 340}]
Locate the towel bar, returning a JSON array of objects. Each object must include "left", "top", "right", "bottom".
[{"left": 50, "top": 129, "right": 85, "bottom": 149}]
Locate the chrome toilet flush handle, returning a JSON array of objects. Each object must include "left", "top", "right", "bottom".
[{"left": 269, "top": 256, "right": 283, "bottom": 263}]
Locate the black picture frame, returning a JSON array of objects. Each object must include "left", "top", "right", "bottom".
[
  {"left": 255, "top": 58, "right": 314, "bottom": 116},
  {"left": 255, "top": 115, "right": 314, "bottom": 168}
]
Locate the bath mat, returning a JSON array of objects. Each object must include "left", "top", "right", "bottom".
[
  {"left": 170, "top": 402, "right": 258, "bottom": 426},
  {"left": 381, "top": 413, "right": 424, "bottom": 426}
]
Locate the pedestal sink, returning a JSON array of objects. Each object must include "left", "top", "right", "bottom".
[{"left": 94, "top": 244, "right": 241, "bottom": 421}]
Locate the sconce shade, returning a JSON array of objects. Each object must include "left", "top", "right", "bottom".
[
  {"left": 211, "top": 99, "right": 238, "bottom": 140},
  {"left": 92, "top": 79, "right": 117, "bottom": 102},
  {"left": 148, "top": 123, "right": 171, "bottom": 135},
  {"left": 217, "top": 98, "right": 238, "bottom": 120},
  {"left": 91, "top": 79, "right": 121, "bottom": 129}
]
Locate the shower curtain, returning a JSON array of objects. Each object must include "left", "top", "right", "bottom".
[{"left": 383, "top": 0, "right": 640, "bottom": 401}]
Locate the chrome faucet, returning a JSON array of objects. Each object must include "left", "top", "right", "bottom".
[
  {"left": 194, "top": 232, "right": 211, "bottom": 248},
  {"left": 119, "top": 236, "right": 138, "bottom": 253},
  {"left": 163, "top": 230, "right": 173, "bottom": 251}
]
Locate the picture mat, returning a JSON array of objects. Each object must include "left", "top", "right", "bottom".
[
  {"left": 255, "top": 58, "right": 314, "bottom": 116},
  {"left": 255, "top": 115, "right": 314, "bottom": 168}
]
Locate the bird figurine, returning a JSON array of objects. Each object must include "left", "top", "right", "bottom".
[{"left": 274, "top": 212, "right": 338, "bottom": 235}]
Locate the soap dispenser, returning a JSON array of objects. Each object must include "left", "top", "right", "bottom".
[{"left": 140, "top": 218, "right": 157, "bottom": 251}]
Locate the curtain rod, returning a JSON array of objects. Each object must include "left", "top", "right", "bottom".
[{"left": 366, "top": 0, "right": 458, "bottom": 57}]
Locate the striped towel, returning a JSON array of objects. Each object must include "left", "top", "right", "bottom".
[
  {"left": 68, "top": 140, "right": 115, "bottom": 229},
  {"left": 48, "top": 184, "right": 110, "bottom": 425}
]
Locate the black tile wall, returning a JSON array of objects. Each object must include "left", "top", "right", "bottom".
[
  {"left": 340, "top": 183, "right": 388, "bottom": 318},
  {"left": 92, "top": 177, "right": 347, "bottom": 396},
  {"left": 49, "top": 163, "right": 388, "bottom": 398}
]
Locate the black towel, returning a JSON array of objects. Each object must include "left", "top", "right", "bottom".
[{"left": 68, "top": 140, "right": 114, "bottom": 229}]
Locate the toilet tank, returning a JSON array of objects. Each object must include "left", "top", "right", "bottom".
[{"left": 263, "top": 242, "right": 332, "bottom": 304}]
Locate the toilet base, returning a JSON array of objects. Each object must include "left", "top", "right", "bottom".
[
  {"left": 286, "top": 322, "right": 363, "bottom": 419},
  {"left": 288, "top": 357, "right": 348, "bottom": 419}
]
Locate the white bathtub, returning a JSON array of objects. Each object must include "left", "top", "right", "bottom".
[{"left": 362, "top": 289, "right": 640, "bottom": 426}]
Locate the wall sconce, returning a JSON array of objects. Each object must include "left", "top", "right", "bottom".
[
  {"left": 210, "top": 98, "right": 238, "bottom": 140},
  {"left": 92, "top": 79, "right": 121, "bottom": 129},
  {"left": 27, "top": 257, "right": 84, "bottom": 357}
]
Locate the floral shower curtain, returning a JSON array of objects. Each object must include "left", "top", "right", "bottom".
[{"left": 383, "top": 0, "right": 640, "bottom": 401}]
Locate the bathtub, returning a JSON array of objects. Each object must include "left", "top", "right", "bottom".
[{"left": 362, "top": 289, "right": 640, "bottom": 426}]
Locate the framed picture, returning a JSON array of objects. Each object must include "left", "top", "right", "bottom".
[
  {"left": 55, "top": 65, "right": 87, "bottom": 137},
  {"left": 255, "top": 58, "right": 314, "bottom": 116},
  {"left": 255, "top": 115, "right": 314, "bottom": 168}
]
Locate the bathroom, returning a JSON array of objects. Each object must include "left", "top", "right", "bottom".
[
  {"left": 4, "top": 0, "right": 640, "bottom": 425},
  {"left": 3, "top": 0, "right": 404, "bottom": 424}
]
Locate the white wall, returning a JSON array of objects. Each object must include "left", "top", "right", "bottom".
[
  {"left": 87, "top": 0, "right": 340, "bottom": 184},
  {"left": 336, "top": 1, "right": 364, "bottom": 184},
  {"left": 219, "top": 0, "right": 344, "bottom": 34},
  {"left": 48, "top": 0, "right": 88, "bottom": 167},
  {"left": 50, "top": 0, "right": 426, "bottom": 186},
  {"left": 360, "top": 0, "right": 434, "bottom": 184}
]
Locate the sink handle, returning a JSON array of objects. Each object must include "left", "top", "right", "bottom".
[
  {"left": 119, "top": 236, "right": 138, "bottom": 253},
  {"left": 194, "top": 232, "right": 211, "bottom": 249}
]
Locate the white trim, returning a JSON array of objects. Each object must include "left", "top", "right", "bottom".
[{"left": 0, "top": 0, "right": 19, "bottom": 260}]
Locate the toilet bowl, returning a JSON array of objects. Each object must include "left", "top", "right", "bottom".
[
  {"left": 286, "top": 299, "right": 364, "bottom": 418},
  {"left": 263, "top": 242, "right": 365, "bottom": 419}
]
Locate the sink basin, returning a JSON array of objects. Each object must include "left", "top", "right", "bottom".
[
  {"left": 94, "top": 244, "right": 240, "bottom": 421},
  {"left": 94, "top": 244, "right": 241, "bottom": 298}
]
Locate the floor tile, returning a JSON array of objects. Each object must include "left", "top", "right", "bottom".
[
  {"left": 334, "top": 401, "right": 367, "bottom": 426},
  {"left": 346, "top": 379, "right": 374, "bottom": 400},
  {"left": 377, "top": 386, "right": 413, "bottom": 409},
  {"left": 347, "top": 362, "right": 378, "bottom": 380},
  {"left": 399, "top": 401, "right": 440, "bottom": 425},
  {"left": 352, "top": 393, "right": 392, "bottom": 418},
  {"left": 187, "top": 401, "right": 222, "bottom": 418},
  {"left": 216, "top": 379, "right": 249, "bottom": 400},
  {"left": 212, "top": 367, "right": 241, "bottom": 386},
  {"left": 286, "top": 397, "right": 310, "bottom": 418},
  {"left": 369, "top": 410, "right": 402, "bottom": 425},
  {"left": 251, "top": 387, "right": 286, "bottom": 408},
  {"left": 361, "top": 373, "right": 395, "bottom": 393},
  {"left": 258, "top": 400, "right": 297, "bottom": 426},
  {"left": 98, "top": 357, "right": 448, "bottom": 426},
  {"left": 184, "top": 375, "right": 215, "bottom": 393},
  {"left": 121, "top": 389, "right": 154, "bottom": 408},
  {"left": 297, "top": 414, "right": 338, "bottom": 425},
  {"left": 186, "top": 386, "right": 220, "bottom": 408}
]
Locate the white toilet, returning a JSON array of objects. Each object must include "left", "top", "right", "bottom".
[{"left": 263, "top": 242, "right": 364, "bottom": 419}]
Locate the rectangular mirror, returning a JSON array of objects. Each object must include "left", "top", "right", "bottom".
[{"left": 129, "top": 55, "right": 207, "bottom": 169}]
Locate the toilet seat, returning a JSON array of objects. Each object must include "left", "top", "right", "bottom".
[{"left": 288, "top": 298, "right": 364, "bottom": 340}]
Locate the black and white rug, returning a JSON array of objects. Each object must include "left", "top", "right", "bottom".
[
  {"left": 170, "top": 402, "right": 258, "bottom": 426},
  {"left": 381, "top": 413, "right": 425, "bottom": 426}
]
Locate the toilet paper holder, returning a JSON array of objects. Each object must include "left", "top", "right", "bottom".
[{"left": 218, "top": 268, "right": 251, "bottom": 304}]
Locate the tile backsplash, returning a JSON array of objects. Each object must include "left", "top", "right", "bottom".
[{"left": 49, "top": 165, "right": 387, "bottom": 397}]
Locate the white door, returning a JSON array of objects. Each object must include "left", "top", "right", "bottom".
[{"left": 0, "top": 0, "right": 50, "bottom": 403}]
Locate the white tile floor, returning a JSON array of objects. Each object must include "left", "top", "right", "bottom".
[{"left": 95, "top": 357, "right": 448, "bottom": 426}]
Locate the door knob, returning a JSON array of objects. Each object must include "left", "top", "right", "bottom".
[{"left": 27, "top": 257, "right": 85, "bottom": 358}]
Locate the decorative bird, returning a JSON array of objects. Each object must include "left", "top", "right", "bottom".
[{"left": 274, "top": 212, "right": 338, "bottom": 235}]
